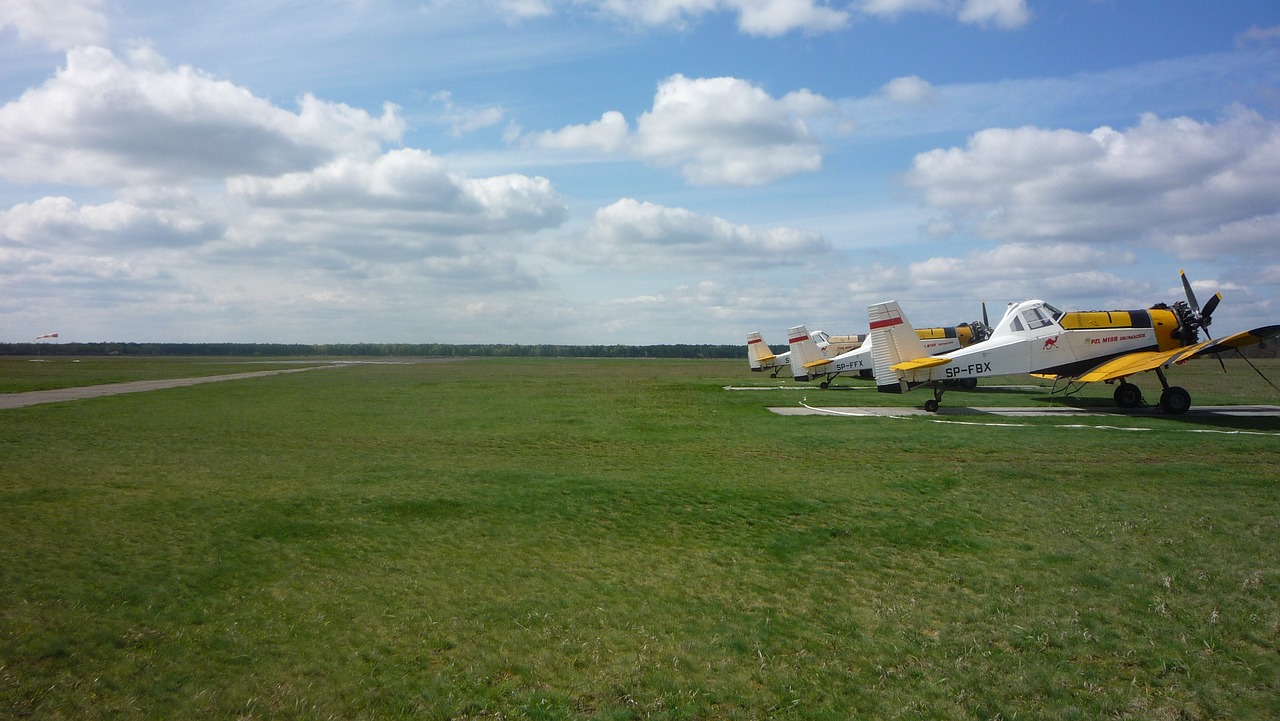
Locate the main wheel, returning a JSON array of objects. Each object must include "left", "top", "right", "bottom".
[
  {"left": 924, "top": 399, "right": 940, "bottom": 413},
  {"left": 958, "top": 377, "right": 978, "bottom": 390},
  {"left": 1113, "top": 382, "right": 1143, "bottom": 408},
  {"left": 1159, "top": 386, "right": 1191, "bottom": 415}
]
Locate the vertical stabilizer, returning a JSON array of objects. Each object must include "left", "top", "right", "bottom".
[
  {"left": 868, "top": 301, "right": 929, "bottom": 393},
  {"left": 747, "top": 331, "right": 775, "bottom": 370},
  {"left": 787, "top": 325, "right": 826, "bottom": 381}
]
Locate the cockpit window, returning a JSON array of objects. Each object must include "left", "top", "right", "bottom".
[
  {"left": 1010, "top": 316, "right": 1025, "bottom": 332},
  {"left": 1022, "top": 306, "right": 1055, "bottom": 330},
  {"left": 1043, "top": 303, "right": 1064, "bottom": 321}
]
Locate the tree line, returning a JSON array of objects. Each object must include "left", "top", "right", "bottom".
[{"left": 1, "top": 342, "right": 747, "bottom": 359}]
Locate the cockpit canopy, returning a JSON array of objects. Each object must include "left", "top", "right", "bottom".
[{"left": 999, "top": 300, "right": 1064, "bottom": 334}]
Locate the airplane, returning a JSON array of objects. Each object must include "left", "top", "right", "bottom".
[
  {"left": 788, "top": 318, "right": 989, "bottom": 388},
  {"left": 867, "top": 271, "right": 1280, "bottom": 413},
  {"left": 747, "top": 329, "right": 863, "bottom": 377}
]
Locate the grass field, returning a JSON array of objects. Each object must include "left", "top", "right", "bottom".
[{"left": 2, "top": 357, "right": 1278, "bottom": 719}]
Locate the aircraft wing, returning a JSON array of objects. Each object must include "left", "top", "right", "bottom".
[
  {"left": 1074, "top": 325, "right": 1280, "bottom": 383},
  {"left": 891, "top": 356, "right": 952, "bottom": 372}
]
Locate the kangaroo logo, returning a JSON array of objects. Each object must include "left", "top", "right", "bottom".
[{"left": 1042, "top": 335, "right": 1060, "bottom": 351}]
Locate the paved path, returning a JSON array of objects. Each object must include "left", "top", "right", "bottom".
[
  {"left": 0, "top": 365, "right": 336, "bottom": 410},
  {"left": 769, "top": 404, "right": 1280, "bottom": 418}
]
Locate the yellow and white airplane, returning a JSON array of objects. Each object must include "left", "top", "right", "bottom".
[
  {"left": 868, "top": 272, "right": 1280, "bottom": 413},
  {"left": 747, "top": 329, "right": 862, "bottom": 377},
  {"left": 788, "top": 318, "right": 988, "bottom": 388}
]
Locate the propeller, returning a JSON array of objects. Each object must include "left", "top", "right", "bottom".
[
  {"left": 1176, "top": 269, "right": 1221, "bottom": 341},
  {"left": 1177, "top": 269, "right": 1225, "bottom": 370}
]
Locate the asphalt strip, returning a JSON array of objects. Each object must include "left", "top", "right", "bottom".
[{"left": 0, "top": 365, "right": 339, "bottom": 410}]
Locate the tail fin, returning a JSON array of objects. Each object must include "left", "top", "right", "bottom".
[
  {"left": 868, "top": 301, "right": 929, "bottom": 393},
  {"left": 746, "top": 331, "right": 776, "bottom": 371},
  {"left": 787, "top": 324, "right": 828, "bottom": 381}
]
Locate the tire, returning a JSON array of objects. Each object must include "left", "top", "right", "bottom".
[
  {"left": 924, "top": 399, "right": 940, "bottom": 413},
  {"left": 1113, "top": 382, "right": 1143, "bottom": 408},
  {"left": 1160, "top": 386, "right": 1191, "bottom": 415},
  {"left": 959, "top": 377, "right": 978, "bottom": 390}
]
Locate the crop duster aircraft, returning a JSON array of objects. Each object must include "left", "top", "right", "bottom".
[
  {"left": 868, "top": 272, "right": 1280, "bottom": 413},
  {"left": 748, "top": 329, "right": 863, "bottom": 377},
  {"left": 788, "top": 318, "right": 989, "bottom": 388}
]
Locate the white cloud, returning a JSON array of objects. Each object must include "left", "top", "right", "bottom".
[
  {"left": 1236, "top": 24, "right": 1280, "bottom": 48},
  {"left": 528, "top": 111, "right": 631, "bottom": 153},
  {"left": 635, "top": 75, "right": 831, "bottom": 185},
  {"left": 0, "top": 0, "right": 107, "bottom": 50},
  {"left": 0, "top": 196, "right": 221, "bottom": 250},
  {"left": 431, "top": 91, "right": 505, "bottom": 137},
  {"left": 0, "top": 46, "right": 404, "bottom": 187},
  {"left": 528, "top": 75, "right": 835, "bottom": 185},
  {"left": 230, "top": 149, "right": 566, "bottom": 236},
  {"left": 857, "top": 0, "right": 1027, "bottom": 29},
  {"left": 880, "top": 75, "right": 938, "bottom": 106},
  {"left": 905, "top": 108, "right": 1280, "bottom": 258},
  {"left": 956, "top": 0, "right": 1028, "bottom": 29},
  {"left": 549, "top": 198, "right": 831, "bottom": 270},
  {"left": 588, "top": 0, "right": 849, "bottom": 35}
]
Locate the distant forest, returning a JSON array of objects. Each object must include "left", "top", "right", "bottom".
[{"left": 0, "top": 342, "right": 747, "bottom": 359}]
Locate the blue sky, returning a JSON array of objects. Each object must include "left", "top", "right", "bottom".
[{"left": 2, "top": 0, "right": 1279, "bottom": 344}]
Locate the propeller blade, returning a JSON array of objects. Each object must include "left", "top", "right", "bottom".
[
  {"left": 1180, "top": 269, "right": 1200, "bottom": 312},
  {"left": 982, "top": 301, "right": 989, "bottom": 329},
  {"left": 1201, "top": 292, "right": 1222, "bottom": 321}
]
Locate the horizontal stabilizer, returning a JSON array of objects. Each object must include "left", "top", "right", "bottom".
[
  {"left": 891, "top": 356, "right": 951, "bottom": 372},
  {"left": 802, "top": 358, "right": 833, "bottom": 369}
]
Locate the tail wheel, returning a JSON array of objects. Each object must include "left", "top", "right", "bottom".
[
  {"left": 1159, "top": 386, "right": 1191, "bottom": 415},
  {"left": 1113, "top": 382, "right": 1143, "bottom": 408}
]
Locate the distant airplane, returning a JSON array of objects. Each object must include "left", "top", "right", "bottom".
[
  {"left": 787, "top": 316, "right": 988, "bottom": 388},
  {"left": 747, "top": 329, "right": 862, "bottom": 377},
  {"left": 868, "top": 271, "right": 1280, "bottom": 413}
]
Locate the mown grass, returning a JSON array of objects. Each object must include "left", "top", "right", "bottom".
[{"left": 1, "top": 357, "right": 1278, "bottom": 719}]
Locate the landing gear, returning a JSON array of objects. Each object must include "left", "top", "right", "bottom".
[
  {"left": 1159, "top": 386, "right": 1191, "bottom": 415},
  {"left": 923, "top": 385, "right": 945, "bottom": 412},
  {"left": 1145, "top": 367, "right": 1190, "bottom": 414},
  {"left": 1113, "top": 381, "right": 1143, "bottom": 408}
]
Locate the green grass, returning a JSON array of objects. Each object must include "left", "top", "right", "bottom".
[{"left": 2, "top": 357, "right": 1278, "bottom": 719}]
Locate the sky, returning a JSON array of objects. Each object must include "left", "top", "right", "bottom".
[{"left": 2, "top": 0, "right": 1279, "bottom": 345}]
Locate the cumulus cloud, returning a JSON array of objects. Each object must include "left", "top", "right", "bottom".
[
  {"left": 530, "top": 75, "right": 834, "bottom": 185},
  {"left": 0, "top": 45, "right": 404, "bottom": 187},
  {"left": 880, "top": 75, "right": 938, "bottom": 106},
  {"left": 230, "top": 149, "right": 567, "bottom": 236},
  {"left": 528, "top": 111, "right": 631, "bottom": 153},
  {"left": 0, "top": 0, "right": 107, "bottom": 50},
  {"left": 0, "top": 196, "right": 221, "bottom": 250},
  {"left": 858, "top": 0, "right": 1028, "bottom": 28},
  {"left": 905, "top": 108, "right": 1280, "bottom": 261},
  {"left": 548, "top": 198, "right": 831, "bottom": 270},
  {"left": 482, "top": 0, "right": 1026, "bottom": 34},
  {"left": 586, "top": 0, "right": 850, "bottom": 36}
]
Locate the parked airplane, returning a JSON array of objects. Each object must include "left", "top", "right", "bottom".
[
  {"left": 868, "top": 272, "right": 1280, "bottom": 413},
  {"left": 788, "top": 318, "right": 988, "bottom": 388},
  {"left": 747, "top": 329, "right": 862, "bottom": 377}
]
